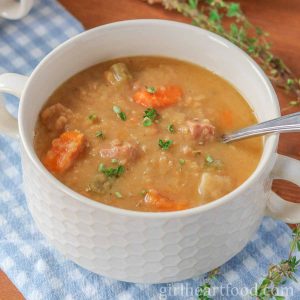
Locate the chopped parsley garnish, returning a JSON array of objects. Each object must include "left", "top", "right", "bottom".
[
  {"left": 143, "top": 108, "right": 159, "bottom": 127},
  {"left": 146, "top": 86, "right": 156, "bottom": 94},
  {"left": 144, "top": 108, "right": 159, "bottom": 120},
  {"left": 205, "top": 154, "right": 214, "bottom": 164},
  {"left": 115, "top": 191, "right": 122, "bottom": 198},
  {"left": 113, "top": 106, "right": 121, "bottom": 114},
  {"left": 205, "top": 154, "right": 223, "bottom": 169},
  {"left": 143, "top": 117, "right": 152, "bottom": 127},
  {"left": 113, "top": 106, "right": 127, "bottom": 121},
  {"left": 98, "top": 163, "right": 125, "bottom": 178},
  {"left": 111, "top": 158, "right": 118, "bottom": 164},
  {"left": 88, "top": 113, "right": 97, "bottom": 121},
  {"left": 158, "top": 139, "right": 173, "bottom": 150},
  {"left": 168, "top": 124, "right": 175, "bottom": 133},
  {"left": 118, "top": 111, "right": 127, "bottom": 121},
  {"left": 98, "top": 163, "right": 105, "bottom": 172},
  {"left": 95, "top": 130, "right": 104, "bottom": 139},
  {"left": 179, "top": 158, "right": 185, "bottom": 165}
]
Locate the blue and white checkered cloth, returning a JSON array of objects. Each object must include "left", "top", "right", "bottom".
[{"left": 0, "top": 1, "right": 299, "bottom": 299}]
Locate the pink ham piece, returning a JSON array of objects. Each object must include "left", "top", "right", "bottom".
[
  {"left": 187, "top": 118, "right": 215, "bottom": 143},
  {"left": 100, "top": 142, "right": 139, "bottom": 163}
]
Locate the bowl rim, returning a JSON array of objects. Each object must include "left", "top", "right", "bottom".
[{"left": 19, "top": 19, "right": 280, "bottom": 219}]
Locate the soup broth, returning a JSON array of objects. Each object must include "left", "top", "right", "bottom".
[{"left": 34, "top": 56, "right": 263, "bottom": 212}]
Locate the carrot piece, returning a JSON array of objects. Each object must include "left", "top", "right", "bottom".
[
  {"left": 219, "top": 110, "right": 233, "bottom": 128},
  {"left": 144, "top": 189, "right": 188, "bottom": 212},
  {"left": 133, "top": 85, "right": 182, "bottom": 108},
  {"left": 43, "top": 130, "right": 85, "bottom": 174}
]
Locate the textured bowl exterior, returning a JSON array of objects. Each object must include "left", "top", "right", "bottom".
[
  {"left": 22, "top": 147, "right": 274, "bottom": 283},
  {"left": 17, "top": 20, "right": 280, "bottom": 283}
]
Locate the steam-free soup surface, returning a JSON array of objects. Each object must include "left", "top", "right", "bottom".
[{"left": 34, "top": 57, "right": 262, "bottom": 212}]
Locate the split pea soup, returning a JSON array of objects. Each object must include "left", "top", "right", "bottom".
[{"left": 34, "top": 56, "right": 263, "bottom": 212}]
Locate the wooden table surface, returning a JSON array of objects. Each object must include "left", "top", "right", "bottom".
[{"left": 1, "top": 1, "right": 299, "bottom": 299}]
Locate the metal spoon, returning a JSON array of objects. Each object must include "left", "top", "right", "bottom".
[{"left": 222, "top": 112, "right": 300, "bottom": 143}]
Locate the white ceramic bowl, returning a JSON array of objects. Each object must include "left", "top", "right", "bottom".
[
  {"left": 0, "top": 0, "right": 33, "bottom": 19},
  {"left": 1, "top": 20, "right": 300, "bottom": 284}
]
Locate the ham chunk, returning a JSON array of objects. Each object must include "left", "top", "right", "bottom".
[
  {"left": 198, "top": 173, "right": 233, "bottom": 201},
  {"left": 100, "top": 142, "right": 139, "bottom": 164},
  {"left": 41, "top": 103, "right": 73, "bottom": 133},
  {"left": 187, "top": 119, "right": 215, "bottom": 143}
]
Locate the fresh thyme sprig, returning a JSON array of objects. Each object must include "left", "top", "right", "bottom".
[
  {"left": 198, "top": 268, "right": 219, "bottom": 300},
  {"left": 197, "top": 226, "right": 300, "bottom": 300},
  {"left": 252, "top": 224, "right": 300, "bottom": 300},
  {"left": 143, "top": 0, "right": 300, "bottom": 109}
]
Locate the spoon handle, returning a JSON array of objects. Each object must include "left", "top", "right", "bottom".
[{"left": 222, "top": 112, "right": 300, "bottom": 143}]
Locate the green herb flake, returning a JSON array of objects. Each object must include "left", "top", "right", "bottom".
[
  {"left": 205, "top": 154, "right": 214, "bottom": 164},
  {"left": 247, "top": 45, "right": 256, "bottom": 53},
  {"left": 289, "top": 101, "right": 300, "bottom": 107},
  {"left": 274, "top": 296, "right": 285, "bottom": 300},
  {"left": 188, "top": 0, "right": 198, "bottom": 9},
  {"left": 197, "top": 282, "right": 211, "bottom": 300},
  {"left": 158, "top": 139, "right": 173, "bottom": 150},
  {"left": 144, "top": 108, "right": 159, "bottom": 121},
  {"left": 143, "top": 117, "right": 152, "bottom": 127},
  {"left": 111, "top": 158, "right": 118, "bottom": 164},
  {"left": 168, "top": 124, "right": 175, "bottom": 133},
  {"left": 230, "top": 23, "right": 239, "bottom": 38},
  {"left": 113, "top": 106, "right": 121, "bottom": 114},
  {"left": 205, "top": 155, "right": 224, "bottom": 170},
  {"left": 88, "top": 113, "right": 97, "bottom": 121},
  {"left": 115, "top": 191, "right": 122, "bottom": 198},
  {"left": 146, "top": 86, "right": 156, "bottom": 94},
  {"left": 179, "top": 159, "right": 185, "bottom": 166},
  {"left": 118, "top": 111, "right": 127, "bottom": 121},
  {"left": 226, "top": 3, "right": 240, "bottom": 17},
  {"left": 98, "top": 163, "right": 105, "bottom": 172},
  {"left": 287, "top": 78, "right": 294, "bottom": 86},
  {"left": 113, "top": 106, "right": 127, "bottom": 121},
  {"left": 143, "top": 108, "right": 159, "bottom": 127},
  {"left": 98, "top": 164, "right": 125, "bottom": 178},
  {"left": 95, "top": 131, "right": 104, "bottom": 139},
  {"left": 209, "top": 9, "right": 220, "bottom": 23}
]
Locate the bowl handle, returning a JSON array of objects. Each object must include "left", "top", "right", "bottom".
[
  {"left": 0, "top": 73, "right": 28, "bottom": 138},
  {"left": 266, "top": 154, "right": 300, "bottom": 223},
  {"left": 0, "top": 0, "right": 34, "bottom": 20}
]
